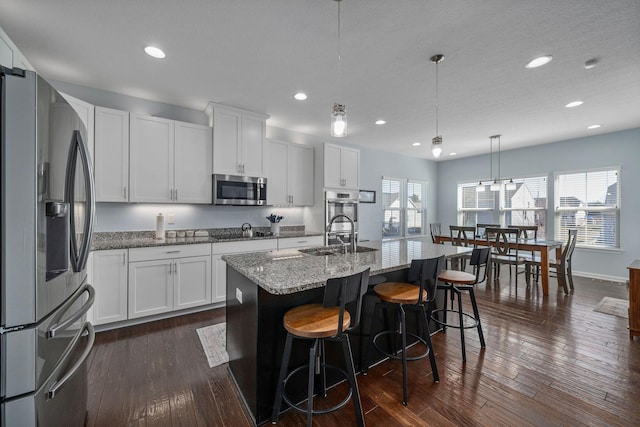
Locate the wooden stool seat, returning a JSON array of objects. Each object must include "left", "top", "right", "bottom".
[
  {"left": 284, "top": 304, "right": 351, "bottom": 339},
  {"left": 373, "top": 282, "right": 428, "bottom": 304},
  {"left": 438, "top": 270, "right": 476, "bottom": 285}
]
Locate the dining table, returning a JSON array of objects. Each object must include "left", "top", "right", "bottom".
[{"left": 434, "top": 234, "right": 564, "bottom": 296}]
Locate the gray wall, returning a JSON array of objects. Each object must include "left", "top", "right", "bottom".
[{"left": 436, "top": 128, "right": 640, "bottom": 281}]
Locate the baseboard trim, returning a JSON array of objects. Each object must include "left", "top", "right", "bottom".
[
  {"left": 94, "top": 301, "right": 225, "bottom": 332},
  {"left": 573, "top": 270, "right": 627, "bottom": 284}
]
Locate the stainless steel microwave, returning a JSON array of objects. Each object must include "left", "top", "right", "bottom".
[{"left": 213, "top": 174, "right": 267, "bottom": 205}]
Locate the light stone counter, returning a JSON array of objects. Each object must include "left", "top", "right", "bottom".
[
  {"left": 91, "top": 226, "right": 321, "bottom": 251},
  {"left": 223, "top": 237, "right": 472, "bottom": 295}
]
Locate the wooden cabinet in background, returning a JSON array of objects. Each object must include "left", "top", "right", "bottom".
[{"left": 628, "top": 260, "right": 640, "bottom": 340}]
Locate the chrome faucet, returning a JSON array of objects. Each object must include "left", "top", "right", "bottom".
[{"left": 326, "top": 214, "right": 356, "bottom": 254}]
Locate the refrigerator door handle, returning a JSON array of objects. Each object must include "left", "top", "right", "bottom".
[
  {"left": 46, "top": 322, "right": 95, "bottom": 399},
  {"left": 65, "top": 130, "right": 95, "bottom": 273},
  {"left": 47, "top": 284, "right": 95, "bottom": 339}
]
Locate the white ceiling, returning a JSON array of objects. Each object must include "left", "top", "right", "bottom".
[{"left": 1, "top": 0, "right": 639, "bottom": 160}]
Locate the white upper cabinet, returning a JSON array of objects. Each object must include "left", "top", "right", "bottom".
[
  {"left": 323, "top": 143, "right": 360, "bottom": 189},
  {"left": 209, "top": 103, "right": 269, "bottom": 177},
  {"left": 130, "top": 114, "right": 175, "bottom": 202},
  {"left": 174, "top": 121, "right": 213, "bottom": 204},
  {"left": 267, "top": 139, "right": 314, "bottom": 206},
  {"left": 0, "top": 25, "right": 35, "bottom": 71},
  {"left": 130, "top": 113, "right": 212, "bottom": 203},
  {"left": 94, "top": 107, "right": 129, "bottom": 202}
]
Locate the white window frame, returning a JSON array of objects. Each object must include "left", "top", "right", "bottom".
[
  {"left": 554, "top": 167, "right": 620, "bottom": 249},
  {"left": 382, "top": 177, "right": 428, "bottom": 239},
  {"left": 500, "top": 175, "right": 548, "bottom": 233},
  {"left": 457, "top": 182, "right": 496, "bottom": 226}
]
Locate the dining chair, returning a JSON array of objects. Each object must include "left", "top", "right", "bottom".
[
  {"left": 485, "top": 227, "right": 529, "bottom": 286},
  {"left": 526, "top": 229, "right": 578, "bottom": 293},
  {"left": 476, "top": 223, "right": 500, "bottom": 239},
  {"left": 449, "top": 225, "right": 476, "bottom": 270},
  {"left": 429, "top": 223, "right": 442, "bottom": 243}
]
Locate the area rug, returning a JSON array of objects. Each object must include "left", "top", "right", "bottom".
[
  {"left": 196, "top": 323, "right": 229, "bottom": 368},
  {"left": 593, "top": 297, "right": 628, "bottom": 318}
]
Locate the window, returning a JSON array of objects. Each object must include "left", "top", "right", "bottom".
[
  {"left": 382, "top": 177, "right": 427, "bottom": 238},
  {"left": 554, "top": 168, "right": 620, "bottom": 249},
  {"left": 457, "top": 182, "right": 495, "bottom": 226},
  {"left": 501, "top": 176, "right": 547, "bottom": 237}
]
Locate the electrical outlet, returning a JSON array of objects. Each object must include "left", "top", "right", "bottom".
[
  {"left": 236, "top": 288, "right": 243, "bottom": 304},
  {"left": 168, "top": 213, "right": 175, "bottom": 224}
]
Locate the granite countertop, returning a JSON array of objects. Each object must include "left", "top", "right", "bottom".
[
  {"left": 222, "top": 237, "right": 472, "bottom": 295},
  {"left": 91, "top": 226, "right": 322, "bottom": 251}
]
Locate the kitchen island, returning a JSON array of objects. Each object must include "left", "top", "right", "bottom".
[{"left": 223, "top": 237, "right": 470, "bottom": 425}]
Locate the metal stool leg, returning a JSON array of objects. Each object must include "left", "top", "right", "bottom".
[
  {"left": 306, "top": 340, "right": 318, "bottom": 427},
  {"left": 420, "top": 304, "right": 439, "bottom": 382},
  {"left": 455, "top": 287, "right": 466, "bottom": 362},
  {"left": 468, "top": 288, "right": 485, "bottom": 348},
  {"left": 399, "top": 305, "right": 408, "bottom": 405},
  {"left": 362, "top": 303, "right": 383, "bottom": 375},
  {"left": 339, "top": 335, "right": 365, "bottom": 427},
  {"left": 271, "top": 333, "right": 294, "bottom": 423}
]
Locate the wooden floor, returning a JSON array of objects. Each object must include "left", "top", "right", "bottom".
[{"left": 86, "top": 270, "right": 640, "bottom": 426}]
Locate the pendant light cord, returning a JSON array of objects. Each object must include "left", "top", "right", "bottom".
[
  {"left": 337, "top": 0, "right": 342, "bottom": 94},
  {"left": 435, "top": 60, "right": 439, "bottom": 137}
]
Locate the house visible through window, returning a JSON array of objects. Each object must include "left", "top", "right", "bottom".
[
  {"left": 382, "top": 177, "right": 427, "bottom": 238},
  {"left": 554, "top": 168, "right": 620, "bottom": 249},
  {"left": 502, "top": 176, "right": 547, "bottom": 237},
  {"left": 458, "top": 182, "right": 495, "bottom": 226}
]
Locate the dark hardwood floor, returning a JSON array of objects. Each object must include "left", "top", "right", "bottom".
[{"left": 86, "top": 270, "right": 640, "bottom": 426}]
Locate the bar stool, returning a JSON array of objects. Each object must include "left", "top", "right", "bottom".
[
  {"left": 363, "top": 256, "right": 444, "bottom": 405},
  {"left": 271, "top": 268, "right": 370, "bottom": 427},
  {"left": 431, "top": 247, "right": 490, "bottom": 362}
]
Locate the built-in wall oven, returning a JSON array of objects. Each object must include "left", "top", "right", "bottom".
[
  {"left": 213, "top": 174, "right": 267, "bottom": 206},
  {"left": 325, "top": 189, "right": 358, "bottom": 245}
]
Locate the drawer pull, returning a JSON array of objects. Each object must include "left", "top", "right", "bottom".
[{"left": 165, "top": 250, "right": 181, "bottom": 254}]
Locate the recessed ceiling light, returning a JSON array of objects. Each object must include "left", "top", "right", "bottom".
[
  {"left": 525, "top": 55, "right": 553, "bottom": 69},
  {"left": 293, "top": 92, "right": 307, "bottom": 101},
  {"left": 374, "top": 119, "right": 386, "bottom": 125},
  {"left": 449, "top": 152, "right": 457, "bottom": 156},
  {"left": 587, "top": 124, "right": 601, "bottom": 129},
  {"left": 412, "top": 142, "right": 421, "bottom": 146},
  {"left": 584, "top": 58, "right": 598, "bottom": 70},
  {"left": 144, "top": 46, "right": 166, "bottom": 59},
  {"left": 565, "top": 101, "right": 584, "bottom": 108}
]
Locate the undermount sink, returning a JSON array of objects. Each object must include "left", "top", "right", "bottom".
[{"left": 299, "top": 246, "right": 378, "bottom": 256}]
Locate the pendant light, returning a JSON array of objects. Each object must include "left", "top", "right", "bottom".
[
  {"left": 430, "top": 54, "right": 445, "bottom": 158},
  {"left": 330, "top": 0, "right": 347, "bottom": 137},
  {"left": 506, "top": 178, "right": 517, "bottom": 191},
  {"left": 490, "top": 134, "right": 501, "bottom": 191}
]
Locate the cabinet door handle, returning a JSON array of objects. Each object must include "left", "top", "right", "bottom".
[
  {"left": 174, "top": 261, "right": 178, "bottom": 275},
  {"left": 175, "top": 188, "right": 178, "bottom": 201},
  {"left": 165, "top": 250, "right": 181, "bottom": 254},
  {"left": 168, "top": 262, "right": 172, "bottom": 274},
  {"left": 123, "top": 186, "right": 127, "bottom": 199},
  {"left": 122, "top": 253, "right": 126, "bottom": 265}
]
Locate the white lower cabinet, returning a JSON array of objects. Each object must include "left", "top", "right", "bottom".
[
  {"left": 90, "top": 249, "right": 128, "bottom": 325},
  {"left": 128, "top": 244, "right": 212, "bottom": 319}
]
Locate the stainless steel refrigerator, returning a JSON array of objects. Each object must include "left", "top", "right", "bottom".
[{"left": 1, "top": 66, "right": 96, "bottom": 426}]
